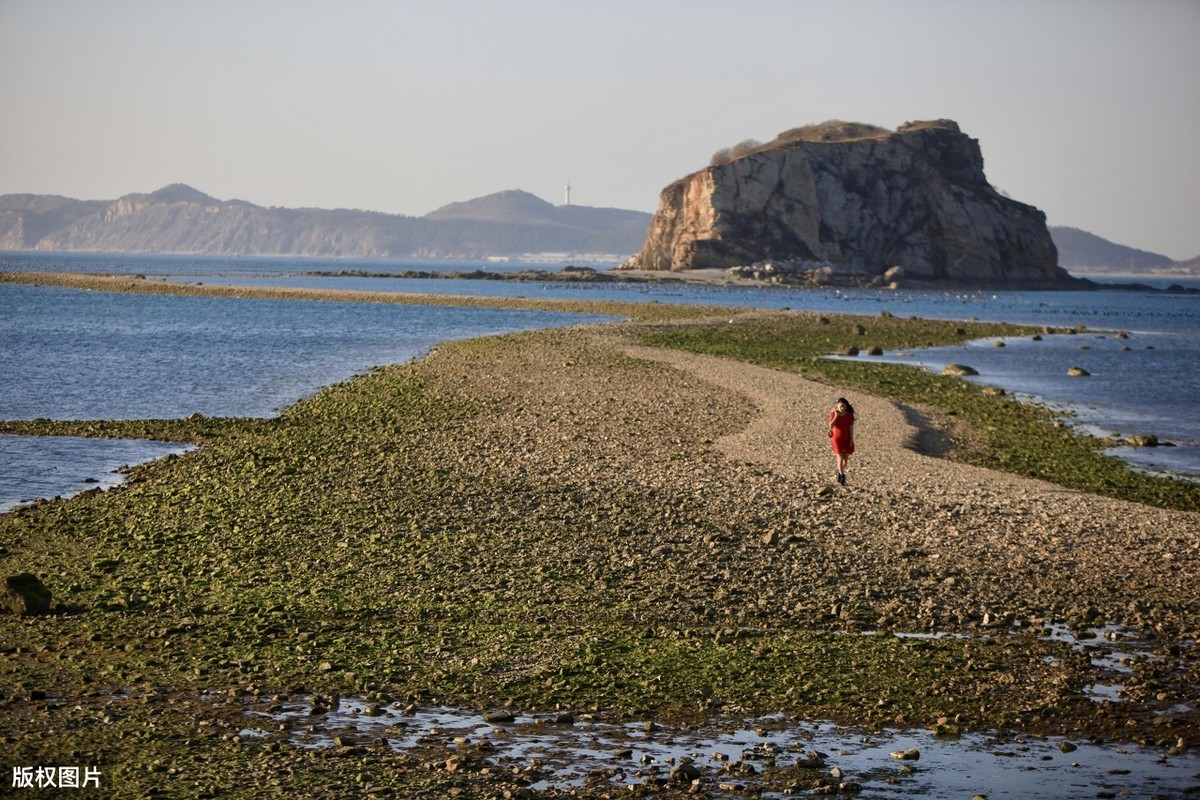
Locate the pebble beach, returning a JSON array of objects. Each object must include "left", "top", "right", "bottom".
[{"left": 1, "top": 274, "right": 1198, "bottom": 797}]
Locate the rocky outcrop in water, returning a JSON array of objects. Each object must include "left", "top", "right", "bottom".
[{"left": 623, "top": 120, "right": 1070, "bottom": 286}]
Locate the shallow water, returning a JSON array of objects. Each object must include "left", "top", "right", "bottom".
[
  {"left": 240, "top": 698, "right": 1200, "bottom": 798},
  {"left": 233, "top": 623, "right": 1198, "bottom": 797},
  {"left": 0, "top": 434, "right": 191, "bottom": 511},
  {"left": 0, "top": 279, "right": 613, "bottom": 511}
]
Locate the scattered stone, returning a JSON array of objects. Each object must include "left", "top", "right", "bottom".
[
  {"left": 889, "top": 748, "right": 920, "bottom": 761},
  {"left": 838, "top": 345, "right": 860, "bottom": 356},
  {"left": 866, "top": 346, "right": 883, "bottom": 356},
  {"left": 1126, "top": 434, "right": 1159, "bottom": 447},
  {"left": 1066, "top": 366, "right": 1090, "bottom": 377},
  {"left": 483, "top": 711, "right": 516, "bottom": 724},
  {"left": 942, "top": 364, "right": 978, "bottom": 376}
]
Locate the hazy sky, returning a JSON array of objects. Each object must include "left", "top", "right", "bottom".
[{"left": 2, "top": 0, "right": 1198, "bottom": 259}]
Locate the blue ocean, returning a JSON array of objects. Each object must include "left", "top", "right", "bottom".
[{"left": 2, "top": 251, "right": 1198, "bottom": 511}]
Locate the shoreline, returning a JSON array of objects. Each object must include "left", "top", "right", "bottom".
[
  {"left": 9, "top": 266, "right": 1200, "bottom": 496},
  {"left": 4, "top": 269, "right": 1199, "bottom": 505},
  {"left": 2, "top": 270, "right": 1198, "bottom": 796}
]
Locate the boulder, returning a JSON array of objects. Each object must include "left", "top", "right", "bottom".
[
  {"left": 942, "top": 364, "right": 979, "bottom": 376},
  {"left": 890, "top": 748, "right": 921, "bottom": 761},
  {"left": 622, "top": 120, "right": 1067, "bottom": 286},
  {"left": 3, "top": 573, "right": 52, "bottom": 616}
]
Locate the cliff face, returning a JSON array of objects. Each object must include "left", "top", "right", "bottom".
[
  {"left": 624, "top": 120, "right": 1067, "bottom": 284},
  {"left": 0, "top": 195, "right": 107, "bottom": 250}
]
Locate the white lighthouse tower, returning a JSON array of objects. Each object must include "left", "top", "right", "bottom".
[{"left": 564, "top": 181, "right": 571, "bottom": 207}]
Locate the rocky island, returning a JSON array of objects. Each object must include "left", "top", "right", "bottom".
[{"left": 622, "top": 119, "right": 1072, "bottom": 287}]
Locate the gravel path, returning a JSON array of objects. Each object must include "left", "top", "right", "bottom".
[{"left": 619, "top": 337, "right": 1200, "bottom": 639}]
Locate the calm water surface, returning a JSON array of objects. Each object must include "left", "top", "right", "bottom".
[{"left": 0, "top": 264, "right": 613, "bottom": 509}]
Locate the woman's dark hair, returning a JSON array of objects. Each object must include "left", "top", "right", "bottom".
[{"left": 836, "top": 397, "right": 855, "bottom": 415}]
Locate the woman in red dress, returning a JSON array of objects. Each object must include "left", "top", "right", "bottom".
[{"left": 827, "top": 397, "right": 855, "bottom": 485}]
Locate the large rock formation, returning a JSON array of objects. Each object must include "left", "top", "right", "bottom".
[{"left": 623, "top": 120, "right": 1069, "bottom": 285}]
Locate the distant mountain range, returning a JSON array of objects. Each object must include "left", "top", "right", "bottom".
[
  {"left": 1046, "top": 226, "right": 1194, "bottom": 275},
  {"left": 0, "top": 185, "right": 652, "bottom": 261},
  {"left": 0, "top": 184, "right": 1194, "bottom": 274}
]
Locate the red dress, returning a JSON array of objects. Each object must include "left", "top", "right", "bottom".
[{"left": 829, "top": 410, "right": 855, "bottom": 455}]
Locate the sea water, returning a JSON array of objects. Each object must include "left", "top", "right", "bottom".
[
  {"left": 2, "top": 252, "right": 1198, "bottom": 511},
  {"left": 0, "top": 262, "right": 614, "bottom": 510}
]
